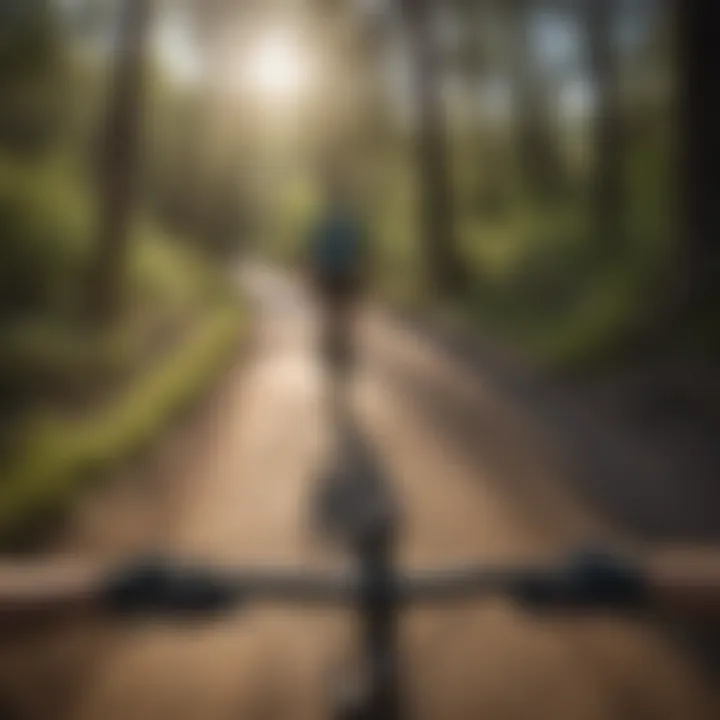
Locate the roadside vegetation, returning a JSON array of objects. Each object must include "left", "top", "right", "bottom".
[{"left": 0, "top": 3, "right": 246, "bottom": 543}]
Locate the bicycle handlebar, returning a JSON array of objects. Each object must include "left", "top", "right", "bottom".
[
  {"left": 99, "top": 550, "right": 647, "bottom": 615},
  {"left": 2, "top": 549, "right": 720, "bottom": 624}
]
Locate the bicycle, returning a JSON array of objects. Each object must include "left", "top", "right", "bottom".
[{"left": 3, "top": 292, "right": 719, "bottom": 718}]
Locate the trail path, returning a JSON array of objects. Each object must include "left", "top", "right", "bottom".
[{"left": 0, "top": 267, "right": 714, "bottom": 720}]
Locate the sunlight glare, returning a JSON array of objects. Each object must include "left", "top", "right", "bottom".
[{"left": 246, "top": 34, "right": 309, "bottom": 101}]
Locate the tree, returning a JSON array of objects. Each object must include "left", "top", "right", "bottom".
[
  {"left": 186, "top": 0, "right": 243, "bottom": 252},
  {"left": 0, "top": 0, "right": 65, "bottom": 157},
  {"left": 455, "top": 0, "right": 513, "bottom": 214},
  {"left": 676, "top": 0, "right": 720, "bottom": 315},
  {"left": 399, "top": 0, "right": 465, "bottom": 296},
  {"left": 88, "top": 0, "right": 152, "bottom": 321},
  {"left": 507, "top": 0, "right": 563, "bottom": 201},
  {"left": 585, "top": 0, "right": 623, "bottom": 247}
]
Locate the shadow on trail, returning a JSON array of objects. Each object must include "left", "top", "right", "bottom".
[
  {"left": 387, "top": 313, "right": 720, "bottom": 543},
  {"left": 369, "top": 330, "right": 604, "bottom": 545}
]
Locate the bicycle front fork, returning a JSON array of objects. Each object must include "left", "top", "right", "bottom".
[{"left": 332, "top": 535, "right": 403, "bottom": 720}]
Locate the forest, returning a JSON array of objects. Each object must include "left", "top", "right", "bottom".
[{"left": 0, "top": 0, "right": 717, "bottom": 541}]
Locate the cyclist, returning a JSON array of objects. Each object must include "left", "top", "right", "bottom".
[{"left": 306, "top": 173, "right": 369, "bottom": 375}]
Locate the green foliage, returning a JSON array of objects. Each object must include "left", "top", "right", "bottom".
[
  {"left": 459, "top": 135, "right": 674, "bottom": 369},
  {"left": 367, "top": 117, "right": 675, "bottom": 370},
  {"left": 132, "top": 222, "right": 221, "bottom": 307},
  {"left": 0, "top": 1, "right": 68, "bottom": 157},
  {"left": 0, "top": 300, "right": 244, "bottom": 544},
  {"left": 0, "top": 159, "right": 90, "bottom": 322},
  {"left": 0, "top": 163, "right": 231, "bottom": 452},
  {"left": 0, "top": 1, "right": 250, "bottom": 544}
]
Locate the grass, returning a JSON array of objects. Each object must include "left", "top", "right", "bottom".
[
  {"left": 463, "top": 223, "right": 672, "bottom": 369},
  {"left": 0, "top": 299, "right": 244, "bottom": 545}
]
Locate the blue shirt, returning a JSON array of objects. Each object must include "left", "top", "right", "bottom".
[{"left": 310, "top": 209, "right": 365, "bottom": 277}]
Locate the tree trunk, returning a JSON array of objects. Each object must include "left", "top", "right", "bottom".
[
  {"left": 676, "top": 0, "right": 720, "bottom": 313},
  {"left": 510, "top": 0, "right": 536, "bottom": 191},
  {"left": 193, "top": 0, "right": 236, "bottom": 253},
  {"left": 586, "top": 0, "right": 623, "bottom": 247},
  {"left": 88, "top": 0, "right": 151, "bottom": 322},
  {"left": 400, "top": 0, "right": 464, "bottom": 296},
  {"left": 464, "top": 0, "right": 508, "bottom": 215},
  {"left": 508, "top": 0, "right": 561, "bottom": 201}
]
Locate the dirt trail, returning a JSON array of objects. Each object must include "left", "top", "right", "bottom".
[{"left": 0, "top": 267, "right": 715, "bottom": 720}]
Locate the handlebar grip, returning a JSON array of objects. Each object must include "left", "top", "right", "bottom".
[
  {"left": 102, "top": 558, "right": 241, "bottom": 617},
  {"left": 509, "top": 550, "right": 648, "bottom": 611}
]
